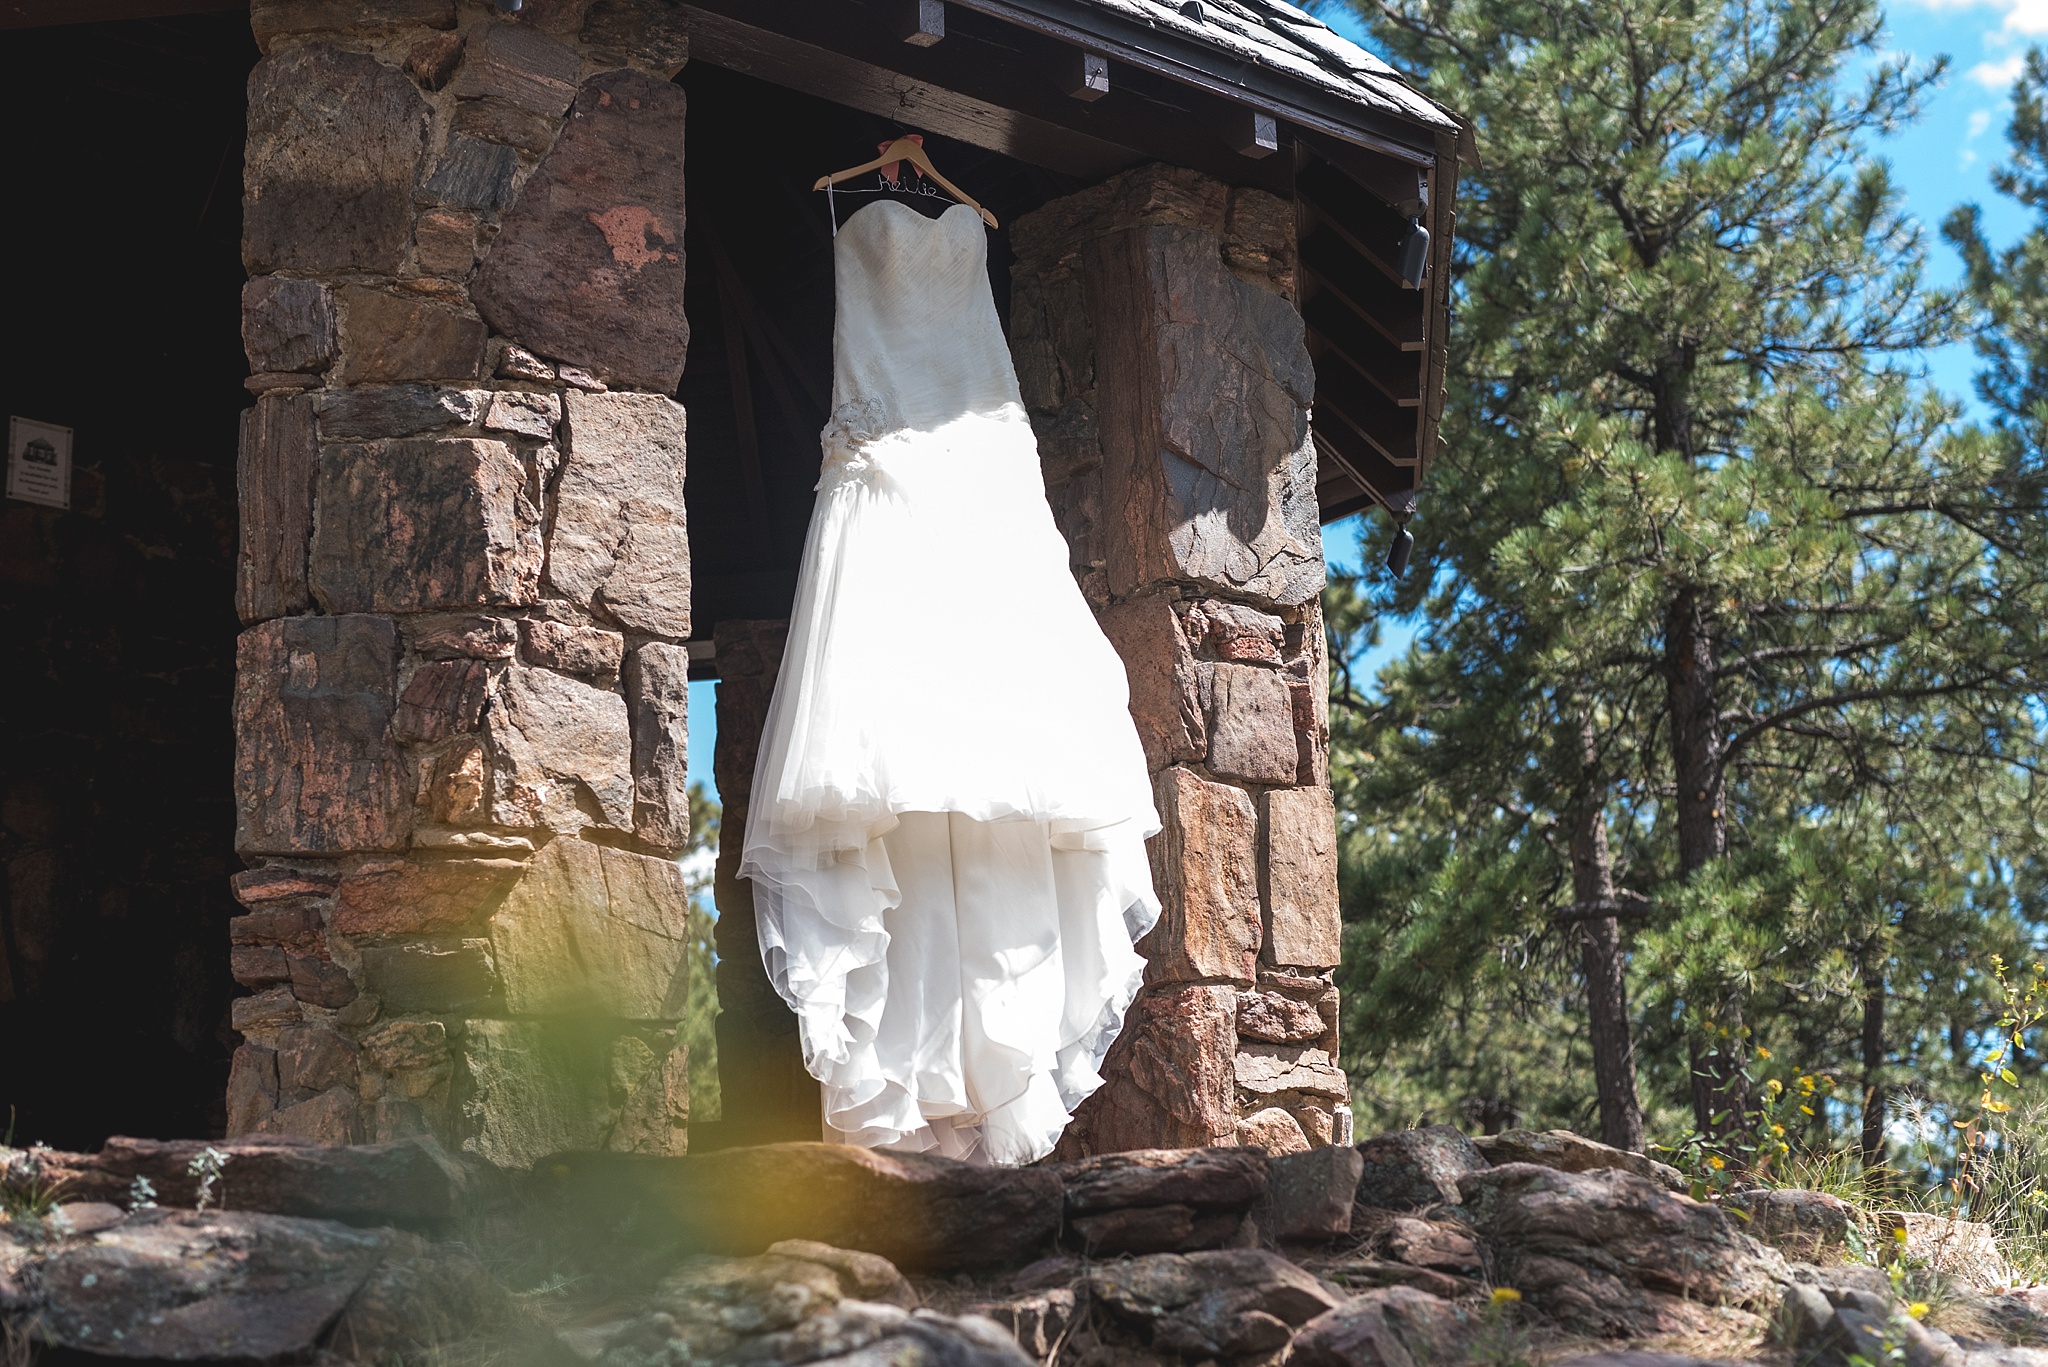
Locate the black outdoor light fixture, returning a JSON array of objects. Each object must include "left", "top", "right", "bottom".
[
  {"left": 1399, "top": 217, "right": 1430, "bottom": 289},
  {"left": 1386, "top": 519, "right": 1414, "bottom": 576},
  {"left": 495, "top": 0, "right": 523, "bottom": 11}
]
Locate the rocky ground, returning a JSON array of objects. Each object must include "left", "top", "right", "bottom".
[{"left": 1, "top": 1125, "right": 2040, "bottom": 1366}]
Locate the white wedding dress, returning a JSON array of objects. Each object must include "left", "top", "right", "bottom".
[{"left": 739, "top": 199, "right": 1162, "bottom": 1166}]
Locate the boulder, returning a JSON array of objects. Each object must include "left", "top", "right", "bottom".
[
  {"left": 1353, "top": 1125, "right": 1487, "bottom": 1211},
  {"left": 1053, "top": 1145, "right": 1266, "bottom": 1254},
  {"left": 1880, "top": 1212, "right": 2019, "bottom": 1293},
  {"left": 1088, "top": 1249, "right": 1341, "bottom": 1357},
  {"left": 1382, "top": 1215, "right": 1482, "bottom": 1273},
  {"left": 1289, "top": 1285, "right": 1472, "bottom": 1367},
  {"left": 535, "top": 1141, "right": 1062, "bottom": 1272},
  {"left": 1265, "top": 1144, "right": 1364, "bottom": 1242},
  {"left": 971, "top": 1288, "right": 1076, "bottom": 1358},
  {"left": 1726, "top": 1187, "right": 1856, "bottom": 1261},
  {"left": 1472, "top": 1128, "right": 1686, "bottom": 1192},
  {"left": 11, "top": 1135, "right": 468, "bottom": 1232},
  {"left": 1461, "top": 1163, "right": 1787, "bottom": 1337}
]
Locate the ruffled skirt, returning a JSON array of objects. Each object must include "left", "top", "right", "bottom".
[{"left": 739, "top": 404, "right": 1161, "bottom": 1165}]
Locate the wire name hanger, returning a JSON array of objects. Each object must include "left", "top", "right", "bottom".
[{"left": 813, "top": 135, "right": 999, "bottom": 231}]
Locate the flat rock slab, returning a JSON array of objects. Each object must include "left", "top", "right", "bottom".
[
  {"left": 1289, "top": 1285, "right": 1472, "bottom": 1367},
  {"left": 1053, "top": 1146, "right": 1268, "bottom": 1215},
  {"left": 1089, "top": 1249, "right": 1341, "bottom": 1358},
  {"left": 536, "top": 1142, "right": 1062, "bottom": 1271},
  {"left": 1473, "top": 1127, "right": 1686, "bottom": 1192},
  {"left": 1726, "top": 1187, "right": 1855, "bottom": 1260},
  {"left": 14, "top": 1134, "right": 467, "bottom": 1231}
]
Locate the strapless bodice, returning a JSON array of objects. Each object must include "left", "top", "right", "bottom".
[{"left": 826, "top": 201, "right": 1023, "bottom": 448}]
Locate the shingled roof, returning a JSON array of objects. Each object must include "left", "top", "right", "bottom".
[{"left": 1077, "top": 0, "right": 1457, "bottom": 132}]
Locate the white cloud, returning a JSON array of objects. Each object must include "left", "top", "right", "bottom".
[
  {"left": 1971, "top": 52, "right": 2028, "bottom": 89},
  {"left": 1969, "top": 106, "right": 1996, "bottom": 136},
  {"left": 1962, "top": 146, "right": 1981, "bottom": 167},
  {"left": 1899, "top": 0, "right": 2048, "bottom": 34}
]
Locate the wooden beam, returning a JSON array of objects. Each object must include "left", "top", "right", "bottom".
[
  {"left": 1313, "top": 345, "right": 1421, "bottom": 462},
  {"left": 1298, "top": 158, "right": 1418, "bottom": 287},
  {"left": 1314, "top": 426, "right": 1417, "bottom": 516},
  {"left": 1301, "top": 227, "right": 1423, "bottom": 350},
  {"left": 1064, "top": 49, "right": 1109, "bottom": 101},
  {"left": 1304, "top": 292, "right": 1423, "bottom": 405},
  {"left": 1235, "top": 110, "right": 1279, "bottom": 158},
  {"left": 894, "top": 0, "right": 944, "bottom": 46}
]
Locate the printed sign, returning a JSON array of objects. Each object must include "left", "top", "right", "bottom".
[{"left": 7, "top": 416, "right": 71, "bottom": 509}]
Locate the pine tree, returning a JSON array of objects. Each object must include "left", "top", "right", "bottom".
[{"left": 1330, "top": 0, "right": 2048, "bottom": 1143}]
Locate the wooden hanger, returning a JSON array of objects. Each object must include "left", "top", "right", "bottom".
[{"left": 813, "top": 136, "right": 998, "bottom": 229}]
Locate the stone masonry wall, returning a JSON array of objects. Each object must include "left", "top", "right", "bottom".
[
  {"left": 1011, "top": 166, "right": 1349, "bottom": 1158},
  {"left": 226, "top": 0, "right": 696, "bottom": 1166}
]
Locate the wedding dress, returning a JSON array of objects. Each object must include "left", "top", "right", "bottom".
[{"left": 739, "top": 198, "right": 1162, "bottom": 1166}]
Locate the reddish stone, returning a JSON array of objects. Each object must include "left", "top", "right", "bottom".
[
  {"left": 624, "top": 641, "right": 689, "bottom": 850},
  {"left": 1236, "top": 989, "right": 1326, "bottom": 1043},
  {"left": 230, "top": 906, "right": 321, "bottom": 949},
  {"left": 414, "top": 209, "right": 480, "bottom": 279},
  {"left": 452, "top": 97, "right": 562, "bottom": 156},
  {"left": 581, "top": 0, "right": 691, "bottom": 74},
  {"left": 471, "top": 70, "right": 689, "bottom": 391},
  {"left": 1098, "top": 595, "right": 1204, "bottom": 772},
  {"left": 231, "top": 868, "right": 338, "bottom": 907},
  {"left": 519, "top": 619, "right": 624, "bottom": 681},
  {"left": 391, "top": 659, "right": 491, "bottom": 744},
  {"left": 249, "top": 0, "right": 455, "bottom": 50},
  {"left": 410, "top": 615, "right": 519, "bottom": 661},
  {"left": 358, "top": 940, "right": 496, "bottom": 1012},
  {"left": 1055, "top": 984, "right": 1239, "bottom": 1157},
  {"left": 277, "top": 1023, "right": 361, "bottom": 1098},
  {"left": 404, "top": 29, "right": 465, "bottom": 90},
  {"left": 226, "top": 1044, "right": 279, "bottom": 1136},
  {"left": 450, "top": 20, "right": 580, "bottom": 114},
  {"left": 314, "top": 385, "right": 484, "bottom": 440},
  {"left": 242, "top": 277, "right": 336, "bottom": 374},
  {"left": 1188, "top": 600, "right": 1286, "bottom": 664},
  {"left": 310, "top": 438, "right": 541, "bottom": 615},
  {"left": 232, "top": 943, "right": 291, "bottom": 988},
  {"left": 1263, "top": 787, "right": 1341, "bottom": 969},
  {"left": 234, "top": 616, "right": 410, "bottom": 856},
  {"left": 259, "top": 1087, "right": 365, "bottom": 1144},
  {"left": 289, "top": 951, "right": 359, "bottom": 1009},
  {"left": 1206, "top": 663, "right": 1299, "bottom": 785},
  {"left": 335, "top": 287, "right": 488, "bottom": 385},
  {"left": 243, "top": 45, "right": 430, "bottom": 274},
  {"left": 486, "top": 663, "right": 636, "bottom": 833},
  {"left": 236, "top": 394, "right": 316, "bottom": 625},
  {"left": 232, "top": 985, "right": 303, "bottom": 1035},
  {"left": 484, "top": 390, "right": 562, "bottom": 440},
  {"left": 1142, "top": 768, "right": 1259, "bottom": 987},
  {"left": 334, "top": 857, "right": 525, "bottom": 936},
  {"left": 549, "top": 392, "right": 690, "bottom": 637}
]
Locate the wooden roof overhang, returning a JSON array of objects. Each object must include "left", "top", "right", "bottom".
[{"left": 686, "top": 0, "right": 1462, "bottom": 524}]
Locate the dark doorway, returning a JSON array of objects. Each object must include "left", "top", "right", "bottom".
[{"left": 0, "top": 15, "right": 255, "bottom": 1147}]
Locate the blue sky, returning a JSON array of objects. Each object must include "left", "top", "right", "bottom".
[{"left": 691, "top": 1, "right": 2045, "bottom": 812}]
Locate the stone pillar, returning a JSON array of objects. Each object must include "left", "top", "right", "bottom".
[
  {"left": 708, "top": 620, "right": 821, "bottom": 1144},
  {"left": 1011, "top": 166, "right": 1349, "bottom": 1158},
  {"left": 226, "top": 0, "right": 696, "bottom": 1166}
]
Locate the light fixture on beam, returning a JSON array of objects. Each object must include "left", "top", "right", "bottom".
[
  {"left": 1065, "top": 51, "right": 1110, "bottom": 101},
  {"left": 1234, "top": 110, "right": 1279, "bottom": 158},
  {"left": 1399, "top": 218, "right": 1430, "bottom": 288},
  {"left": 895, "top": 0, "right": 944, "bottom": 46}
]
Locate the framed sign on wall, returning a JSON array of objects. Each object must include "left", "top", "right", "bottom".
[{"left": 7, "top": 415, "right": 72, "bottom": 509}]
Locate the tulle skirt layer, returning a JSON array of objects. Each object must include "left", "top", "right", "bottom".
[{"left": 739, "top": 405, "right": 1162, "bottom": 1165}]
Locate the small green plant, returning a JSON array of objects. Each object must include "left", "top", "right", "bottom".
[
  {"left": 1658, "top": 1040, "right": 1840, "bottom": 1198},
  {"left": 187, "top": 1147, "right": 229, "bottom": 1212},
  {"left": 128, "top": 1174, "right": 158, "bottom": 1210},
  {"left": 0, "top": 1142, "right": 70, "bottom": 1233},
  {"left": 1465, "top": 1287, "right": 1535, "bottom": 1367}
]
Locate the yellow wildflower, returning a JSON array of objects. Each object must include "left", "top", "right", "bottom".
[
  {"left": 1767, "top": 1079, "right": 1784, "bottom": 1096},
  {"left": 1709, "top": 1156, "right": 1726, "bottom": 1170},
  {"left": 1772, "top": 1124, "right": 1786, "bottom": 1136},
  {"left": 1491, "top": 1288, "right": 1522, "bottom": 1305},
  {"left": 1757, "top": 1047, "right": 1773, "bottom": 1059},
  {"left": 1893, "top": 1226, "right": 1911, "bottom": 1245},
  {"left": 1908, "top": 1303, "right": 1931, "bottom": 1321}
]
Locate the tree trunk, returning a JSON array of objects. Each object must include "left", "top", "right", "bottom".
[
  {"left": 1665, "top": 583, "right": 1746, "bottom": 1136},
  {"left": 1860, "top": 957, "right": 1888, "bottom": 1195},
  {"left": 1570, "top": 715, "right": 1645, "bottom": 1152}
]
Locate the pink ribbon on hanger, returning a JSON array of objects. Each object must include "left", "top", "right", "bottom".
[{"left": 875, "top": 134, "right": 926, "bottom": 187}]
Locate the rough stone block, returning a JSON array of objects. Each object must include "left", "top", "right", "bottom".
[
  {"left": 411, "top": 615, "right": 519, "bottom": 661},
  {"left": 276, "top": 1023, "right": 361, "bottom": 1098},
  {"left": 243, "top": 277, "right": 336, "bottom": 374},
  {"left": 423, "top": 135, "right": 520, "bottom": 213},
  {"left": 1084, "top": 224, "right": 1323, "bottom": 605},
  {"left": 452, "top": 97, "right": 562, "bottom": 156},
  {"left": 607, "top": 1034, "right": 691, "bottom": 1157},
  {"left": 460, "top": 1019, "right": 682, "bottom": 1168},
  {"left": 1238, "top": 1107, "right": 1311, "bottom": 1155},
  {"left": 623, "top": 641, "right": 690, "bottom": 849},
  {"left": 232, "top": 985, "right": 303, "bottom": 1035},
  {"left": 421, "top": 739, "right": 489, "bottom": 826},
  {"left": 232, "top": 942, "right": 291, "bottom": 988},
  {"left": 290, "top": 950, "right": 359, "bottom": 1009},
  {"left": 244, "top": 45, "right": 430, "bottom": 274},
  {"left": 232, "top": 868, "right": 339, "bottom": 906},
  {"left": 334, "top": 856, "right": 525, "bottom": 936},
  {"left": 580, "top": 0, "right": 691, "bottom": 75},
  {"left": 414, "top": 209, "right": 480, "bottom": 279},
  {"left": 1055, "top": 1146, "right": 1267, "bottom": 1215},
  {"left": 1056, "top": 984, "right": 1238, "bottom": 1157},
  {"left": 361, "top": 1019, "right": 448, "bottom": 1074},
  {"left": 450, "top": 20, "right": 580, "bottom": 114},
  {"left": 227, "top": 1044, "right": 280, "bottom": 1136},
  {"left": 258, "top": 1087, "right": 365, "bottom": 1143},
  {"left": 1142, "top": 768, "right": 1259, "bottom": 986},
  {"left": 518, "top": 619, "right": 623, "bottom": 681},
  {"left": 404, "top": 28, "right": 465, "bottom": 89},
  {"left": 1098, "top": 595, "right": 1204, "bottom": 772},
  {"left": 1206, "top": 663, "right": 1299, "bottom": 785},
  {"left": 1263, "top": 786, "right": 1341, "bottom": 969},
  {"left": 471, "top": 70, "right": 689, "bottom": 391},
  {"left": 237, "top": 393, "right": 317, "bottom": 624},
  {"left": 1235, "top": 1044, "right": 1347, "bottom": 1100},
  {"left": 249, "top": 0, "right": 456, "bottom": 49},
  {"left": 1236, "top": 989, "right": 1327, "bottom": 1044},
  {"left": 1472, "top": 1128, "right": 1686, "bottom": 1192},
  {"left": 1354, "top": 1125, "right": 1488, "bottom": 1211},
  {"left": 1188, "top": 600, "right": 1286, "bottom": 664},
  {"left": 1288, "top": 1286, "right": 1472, "bottom": 1367},
  {"left": 234, "top": 615, "right": 410, "bottom": 855},
  {"left": 489, "top": 837, "right": 689, "bottom": 1018},
  {"left": 391, "top": 659, "right": 491, "bottom": 744},
  {"left": 485, "top": 663, "right": 635, "bottom": 832},
  {"left": 310, "top": 438, "right": 541, "bottom": 615},
  {"left": 549, "top": 391, "right": 690, "bottom": 637},
  {"left": 314, "top": 385, "right": 484, "bottom": 440},
  {"left": 358, "top": 939, "right": 496, "bottom": 1013},
  {"left": 484, "top": 389, "right": 562, "bottom": 440},
  {"left": 335, "top": 287, "right": 488, "bottom": 385},
  {"left": 1266, "top": 1145, "right": 1364, "bottom": 1240}
]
